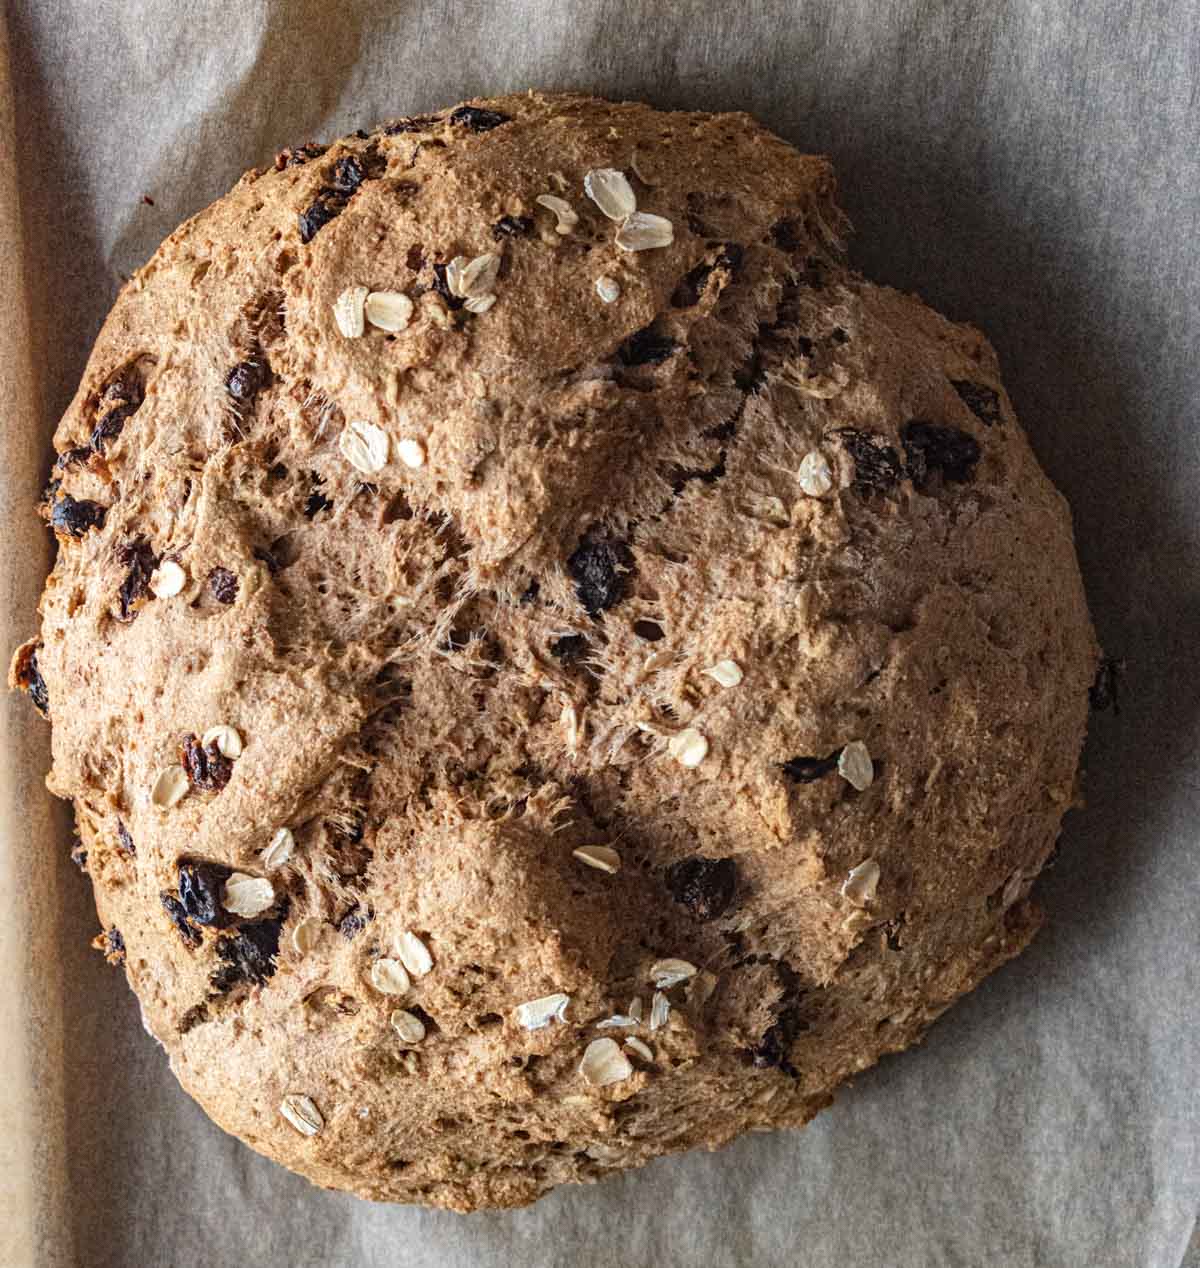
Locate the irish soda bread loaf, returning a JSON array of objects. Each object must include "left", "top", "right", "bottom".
[{"left": 11, "top": 92, "right": 1098, "bottom": 1210}]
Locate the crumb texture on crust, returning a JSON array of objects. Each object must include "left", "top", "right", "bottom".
[{"left": 22, "top": 91, "right": 1097, "bottom": 1211}]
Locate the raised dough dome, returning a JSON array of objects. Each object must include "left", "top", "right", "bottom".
[{"left": 15, "top": 92, "right": 1097, "bottom": 1210}]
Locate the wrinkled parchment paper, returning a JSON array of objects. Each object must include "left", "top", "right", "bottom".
[{"left": 2, "top": 2, "right": 1197, "bottom": 1264}]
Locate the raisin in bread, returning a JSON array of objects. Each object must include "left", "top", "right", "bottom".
[{"left": 10, "top": 92, "right": 1099, "bottom": 1211}]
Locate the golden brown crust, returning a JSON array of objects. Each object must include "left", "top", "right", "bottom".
[{"left": 25, "top": 91, "right": 1096, "bottom": 1210}]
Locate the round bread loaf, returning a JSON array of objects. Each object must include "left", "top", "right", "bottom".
[{"left": 11, "top": 92, "right": 1098, "bottom": 1210}]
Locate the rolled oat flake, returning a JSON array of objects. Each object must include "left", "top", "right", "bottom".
[
  {"left": 579, "top": 1037, "right": 633, "bottom": 1087},
  {"left": 260, "top": 826, "right": 295, "bottom": 871},
  {"left": 339, "top": 419, "right": 390, "bottom": 474},
  {"left": 514, "top": 992, "right": 570, "bottom": 1030},
  {"left": 584, "top": 168, "right": 637, "bottom": 221},
  {"left": 390, "top": 1009, "right": 427, "bottom": 1044},
  {"left": 838, "top": 740, "right": 875, "bottom": 790},
  {"left": 222, "top": 872, "right": 275, "bottom": 918},
  {"left": 151, "top": 764, "right": 189, "bottom": 808},
  {"left": 371, "top": 957, "right": 411, "bottom": 996},
  {"left": 279, "top": 1093, "right": 323, "bottom": 1137}
]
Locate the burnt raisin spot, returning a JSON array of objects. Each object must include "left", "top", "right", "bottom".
[
  {"left": 180, "top": 735, "right": 234, "bottom": 793},
  {"left": 618, "top": 325, "right": 677, "bottom": 366},
  {"left": 902, "top": 421, "right": 981, "bottom": 490},
  {"left": 116, "top": 820, "right": 135, "bottom": 856},
  {"left": 208, "top": 566, "right": 239, "bottom": 604},
  {"left": 1089, "top": 657, "right": 1125, "bottom": 713},
  {"left": 50, "top": 493, "right": 107, "bottom": 538},
  {"left": 781, "top": 752, "right": 842, "bottom": 783},
  {"left": 432, "top": 262, "right": 466, "bottom": 310},
  {"left": 12, "top": 643, "right": 49, "bottom": 718},
  {"left": 210, "top": 917, "right": 284, "bottom": 992},
  {"left": 831, "top": 429, "right": 902, "bottom": 496},
  {"left": 449, "top": 105, "right": 512, "bottom": 132},
  {"left": 176, "top": 861, "right": 232, "bottom": 929},
  {"left": 115, "top": 538, "right": 158, "bottom": 622},
  {"left": 225, "top": 359, "right": 268, "bottom": 406},
  {"left": 161, "top": 893, "right": 201, "bottom": 947},
  {"left": 665, "top": 857, "right": 737, "bottom": 921},
  {"left": 492, "top": 215, "right": 533, "bottom": 239},
  {"left": 550, "top": 633, "right": 587, "bottom": 662},
  {"left": 567, "top": 538, "right": 632, "bottom": 616},
  {"left": 951, "top": 380, "right": 1002, "bottom": 427},
  {"left": 330, "top": 155, "right": 364, "bottom": 195}
]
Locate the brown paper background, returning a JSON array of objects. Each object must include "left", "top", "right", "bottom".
[{"left": 2, "top": 2, "right": 1198, "bottom": 1265}]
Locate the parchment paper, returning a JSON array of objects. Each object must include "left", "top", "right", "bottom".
[{"left": 2, "top": 2, "right": 1197, "bottom": 1265}]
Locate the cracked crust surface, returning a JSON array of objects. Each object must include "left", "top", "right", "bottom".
[{"left": 14, "top": 92, "right": 1097, "bottom": 1210}]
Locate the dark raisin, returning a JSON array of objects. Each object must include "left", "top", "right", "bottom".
[
  {"left": 550, "top": 634, "right": 587, "bottom": 662},
  {"left": 90, "top": 402, "right": 137, "bottom": 451},
  {"left": 383, "top": 114, "right": 442, "bottom": 135},
  {"left": 208, "top": 566, "right": 239, "bottom": 604},
  {"left": 618, "top": 326, "right": 677, "bottom": 367},
  {"left": 831, "top": 327, "right": 849, "bottom": 344},
  {"left": 951, "top": 380, "right": 1002, "bottom": 427},
  {"left": 902, "top": 421, "right": 981, "bottom": 490},
  {"left": 633, "top": 619, "right": 665, "bottom": 641},
  {"left": 253, "top": 545, "right": 281, "bottom": 575},
  {"left": 116, "top": 820, "right": 135, "bottom": 856},
  {"left": 338, "top": 905, "right": 372, "bottom": 938},
  {"left": 180, "top": 735, "right": 234, "bottom": 793},
  {"left": 665, "top": 857, "right": 737, "bottom": 921},
  {"left": 567, "top": 538, "right": 632, "bottom": 616},
  {"left": 115, "top": 537, "right": 158, "bottom": 622},
  {"left": 492, "top": 215, "right": 533, "bottom": 239},
  {"left": 211, "top": 917, "right": 284, "bottom": 991},
  {"left": 883, "top": 914, "right": 906, "bottom": 951},
  {"left": 225, "top": 359, "right": 268, "bottom": 404},
  {"left": 94, "top": 926, "right": 125, "bottom": 965},
  {"left": 12, "top": 643, "right": 49, "bottom": 718},
  {"left": 50, "top": 493, "right": 107, "bottom": 538},
  {"left": 1089, "top": 657, "right": 1125, "bottom": 713},
  {"left": 54, "top": 446, "right": 92, "bottom": 472},
  {"left": 275, "top": 142, "right": 326, "bottom": 169},
  {"left": 832, "top": 429, "right": 902, "bottom": 496},
  {"left": 330, "top": 155, "right": 364, "bottom": 195},
  {"left": 161, "top": 893, "right": 202, "bottom": 947},
  {"left": 176, "top": 860, "right": 232, "bottom": 928},
  {"left": 770, "top": 219, "right": 804, "bottom": 252},
  {"left": 751, "top": 1007, "right": 804, "bottom": 1075},
  {"left": 520, "top": 578, "right": 541, "bottom": 604},
  {"left": 305, "top": 490, "right": 333, "bottom": 518},
  {"left": 298, "top": 192, "right": 345, "bottom": 243},
  {"left": 432, "top": 262, "right": 466, "bottom": 310},
  {"left": 71, "top": 844, "right": 88, "bottom": 872},
  {"left": 671, "top": 261, "right": 714, "bottom": 308},
  {"left": 330, "top": 809, "right": 366, "bottom": 845},
  {"left": 781, "top": 752, "right": 842, "bottom": 783},
  {"left": 717, "top": 242, "right": 745, "bottom": 271},
  {"left": 449, "top": 105, "right": 512, "bottom": 132}
]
